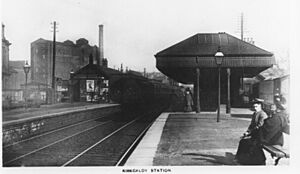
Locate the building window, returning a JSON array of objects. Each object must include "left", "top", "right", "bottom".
[{"left": 36, "top": 68, "right": 39, "bottom": 73}]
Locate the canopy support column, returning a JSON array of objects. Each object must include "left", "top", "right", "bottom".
[
  {"left": 195, "top": 68, "right": 201, "bottom": 113},
  {"left": 226, "top": 68, "right": 231, "bottom": 114}
]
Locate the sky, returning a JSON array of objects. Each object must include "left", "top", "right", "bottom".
[{"left": 0, "top": 0, "right": 296, "bottom": 72}]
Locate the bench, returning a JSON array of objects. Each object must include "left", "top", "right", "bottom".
[{"left": 262, "top": 144, "right": 289, "bottom": 165}]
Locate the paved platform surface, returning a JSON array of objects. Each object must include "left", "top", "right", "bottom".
[
  {"left": 2, "top": 102, "right": 118, "bottom": 123},
  {"left": 126, "top": 108, "right": 290, "bottom": 166}
]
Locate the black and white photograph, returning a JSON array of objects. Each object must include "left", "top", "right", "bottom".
[{"left": 1, "top": 0, "right": 299, "bottom": 173}]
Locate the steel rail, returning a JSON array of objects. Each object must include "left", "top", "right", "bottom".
[
  {"left": 4, "top": 120, "right": 113, "bottom": 165},
  {"left": 62, "top": 118, "right": 139, "bottom": 166},
  {"left": 3, "top": 115, "right": 109, "bottom": 149}
]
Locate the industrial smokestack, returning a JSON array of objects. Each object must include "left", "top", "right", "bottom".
[
  {"left": 98, "top": 24, "right": 104, "bottom": 66},
  {"left": 2, "top": 23, "right": 5, "bottom": 39}
]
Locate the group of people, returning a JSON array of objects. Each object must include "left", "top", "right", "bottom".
[
  {"left": 182, "top": 87, "right": 289, "bottom": 165},
  {"left": 235, "top": 96, "right": 289, "bottom": 165}
]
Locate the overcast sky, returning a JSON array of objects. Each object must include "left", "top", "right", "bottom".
[{"left": 1, "top": 0, "right": 295, "bottom": 72}]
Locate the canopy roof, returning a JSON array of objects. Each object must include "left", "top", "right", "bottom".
[
  {"left": 155, "top": 32, "right": 276, "bottom": 83},
  {"left": 155, "top": 32, "right": 275, "bottom": 68},
  {"left": 72, "top": 63, "right": 121, "bottom": 79}
]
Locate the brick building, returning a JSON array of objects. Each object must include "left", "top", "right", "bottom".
[
  {"left": 2, "top": 23, "right": 11, "bottom": 91},
  {"left": 8, "top": 61, "right": 26, "bottom": 89},
  {"left": 31, "top": 38, "right": 100, "bottom": 84},
  {"left": 30, "top": 38, "right": 101, "bottom": 103}
]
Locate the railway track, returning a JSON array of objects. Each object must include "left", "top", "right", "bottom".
[{"left": 3, "top": 105, "right": 165, "bottom": 167}]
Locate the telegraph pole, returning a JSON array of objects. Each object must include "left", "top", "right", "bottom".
[
  {"left": 51, "top": 21, "right": 57, "bottom": 104},
  {"left": 236, "top": 12, "right": 249, "bottom": 41},
  {"left": 240, "top": 13, "right": 244, "bottom": 41}
]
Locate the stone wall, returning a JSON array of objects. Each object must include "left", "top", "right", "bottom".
[{"left": 2, "top": 105, "right": 120, "bottom": 146}]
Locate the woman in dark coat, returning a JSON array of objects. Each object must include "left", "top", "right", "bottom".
[
  {"left": 259, "top": 104, "right": 289, "bottom": 146},
  {"left": 235, "top": 100, "right": 268, "bottom": 165},
  {"left": 184, "top": 88, "right": 194, "bottom": 112}
]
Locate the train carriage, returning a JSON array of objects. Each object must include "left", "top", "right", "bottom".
[{"left": 109, "top": 72, "right": 182, "bottom": 109}]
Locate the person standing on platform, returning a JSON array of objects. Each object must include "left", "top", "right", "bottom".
[
  {"left": 235, "top": 99, "right": 268, "bottom": 165},
  {"left": 184, "top": 88, "right": 194, "bottom": 112}
]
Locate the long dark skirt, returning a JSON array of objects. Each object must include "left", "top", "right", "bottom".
[
  {"left": 235, "top": 138, "right": 266, "bottom": 165},
  {"left": 184, "top": 105, "right": 193, "bottom": 112}
]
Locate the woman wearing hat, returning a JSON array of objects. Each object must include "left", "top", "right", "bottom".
[
  {"left": 235, "top": 99, "right": 268, "bottom": 165},
  {"left": 245, "top": 99, "right": 268, "bottom": 137},
  {"left": 184, "top": 88, "right": 194, "bottom": 112}
]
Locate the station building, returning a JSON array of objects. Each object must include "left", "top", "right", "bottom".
[
  {"left": 69, "top": 55, "right": 120, "bottom": 103},
  {"left": 155, "top": 32, "right": 275, "bottom": 112}
]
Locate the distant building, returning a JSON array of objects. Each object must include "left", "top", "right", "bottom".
[
  {"left": 127, "top": 70, "right": 143, "bottom": 77},
  {"left": 31, "top": 38, "right": 100, "bottom": 84},
  {"left": 238, "top": 65, "right": 290, "bottom": 111},
  {"left": 30, "top": 38, "right": 101, "bottom": 103},
  {"left": 8, "top": 61, "right": 27, "bottom": 102},
  {"left": 2, "top": 23, "right": 11, "bottom": 91},
  {"left": 147, "top": 71, "right": 178, "bottom": 86},
  {"left": 254, "top": 66, "right": 289, "bottom": 105},
  {"left": 2, "top": 24, "right": 26, "bottom": 108},
  {"left": 9, "top": 60, "right": 26, "bottom": 89}
]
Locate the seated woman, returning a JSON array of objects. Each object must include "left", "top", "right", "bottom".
[{"left": 235, "top": 99, "right": 268, "bottom": 165}]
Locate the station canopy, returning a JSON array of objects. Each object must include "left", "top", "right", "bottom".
[{"left": 155, "top": 32, "right": 276, "bottom": 83}]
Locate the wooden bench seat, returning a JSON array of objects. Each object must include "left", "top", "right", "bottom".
[{"left": 262, "top": 144, "right": 289, "bottom": 165}]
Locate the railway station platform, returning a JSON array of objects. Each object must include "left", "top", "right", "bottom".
[
  {"left": 2, "top": 102, "right": 121, "bottom": 146},
  {"left": 125, "top": 105, "right": 290, "bottom": 166},
  {"left": 2, "top": 102, "right": 119, "bottom": 123}
]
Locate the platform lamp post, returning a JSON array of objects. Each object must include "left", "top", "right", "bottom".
[
  {"left": 214, "top": 47, "right": 224, "bottom": 122},
  {"left": 23, "top": 60, "right": 31, "bottom": 109}
]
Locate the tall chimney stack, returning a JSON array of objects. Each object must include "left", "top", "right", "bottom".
[
  {"left": 98, "top": 25, "right": 104, "bottom": 66},
  {"left": 2, "top": 23, "right": 5, "bottom": 39}
]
